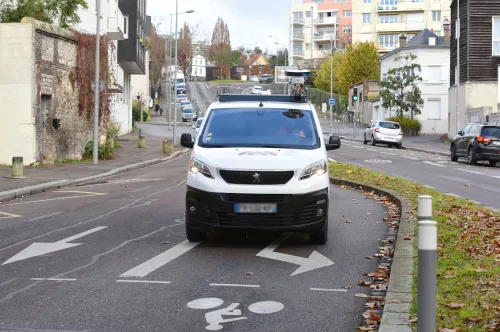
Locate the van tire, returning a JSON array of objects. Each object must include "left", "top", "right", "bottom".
[
  {"left": 310, "top": 218, "right": 328, "bottom": 245},
  {"left": 185, "top": 221, "right": 206, "bottom": 242}
]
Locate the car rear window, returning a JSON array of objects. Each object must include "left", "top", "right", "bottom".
[
  {"left": 183, "top": 109, "right": 193, "bottom": 113},
  {"left": 379, "top": 122, "right": 400, "bottom": 129},
  {"left": 481, "top": 127, "right": 500, "bottom": 138}
]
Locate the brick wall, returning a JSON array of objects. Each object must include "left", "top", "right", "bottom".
[{"left": 34, "top": 29, "right": 94, "bottom": 162}]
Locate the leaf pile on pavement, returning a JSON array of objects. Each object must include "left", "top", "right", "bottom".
[{"left": 329, "top": 162, "right": 500, "bottom": 331}]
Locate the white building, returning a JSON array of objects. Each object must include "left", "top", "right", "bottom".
[
  {"left": 76, "top": 0, "right": 148, "bottom": 135},
  {"left": 377, "top": 29, "right": 450, "bottom": 134},
  {"left": 191, "top": 55, "right": 207, "bottom": 79}
]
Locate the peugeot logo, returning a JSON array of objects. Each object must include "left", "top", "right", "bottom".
[{"left": 252, "top": 173, "right": 261, "bottom": 183}]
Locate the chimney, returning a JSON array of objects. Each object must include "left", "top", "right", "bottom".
[
  {"left": 443, "top": 17, "right": 451, "bottom": 45},
  {"left": 399, "top": 34, "right": 407, "bottom": 47}
]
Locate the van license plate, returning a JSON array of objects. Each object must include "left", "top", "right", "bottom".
[
  {"left": 493, "top": 141, "right": 500, "bottom": 145},
  {"left": 235, "top": 203, "right": 277, "bottom": 214}
]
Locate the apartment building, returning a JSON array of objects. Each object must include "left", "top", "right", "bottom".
[
  {"left": 352, "top": 0, "right": 450, "bottom": 53},
  {"left": 289, "top": 0, "right": 352, "bottom": 69}
]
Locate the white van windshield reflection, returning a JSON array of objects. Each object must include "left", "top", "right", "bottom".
[{"left": 198, "top": 108, "right": 320, "bottom": 150}]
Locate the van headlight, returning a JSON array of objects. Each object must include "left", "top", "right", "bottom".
[
  {"left": 299, "top": 160, "right": 327, "bottom": 180},
  {"left": 189, "top": 158, "right": 214, "bottom": 179}
]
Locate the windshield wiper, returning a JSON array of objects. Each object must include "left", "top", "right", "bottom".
[{"left": 202, "top": 144, "right": 231, "bottom": 148}]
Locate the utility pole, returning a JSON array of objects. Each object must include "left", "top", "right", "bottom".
[
  {"left": 173, "top": 0, "right": 178, "bottom": 145},
  {"left": 92, "top": 0, "right": 101, "bottom": 165},
  {"left": 329, "top": 28, "right": 333, "bottom": 128},
  {"left": 310, "top": 5, "right": 314, "bottom": 71},
  {"left": 455, "top": 0, "right": 460, "bottom": 135},
  {"left": 168, "top": 15, "right": 173, "bottom": 130}
]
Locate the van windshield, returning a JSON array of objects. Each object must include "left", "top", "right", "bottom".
[
  {"left": 198, "top": 108, "right": 320, "bottom": 150},
  {"left": 177, "top": 78, "right": 184, "bottom": 83}
]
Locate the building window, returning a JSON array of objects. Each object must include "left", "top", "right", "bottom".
[
  {"left": 379, "top": 14, "right": 400, "bottom": 23},
  {"left": 379, "top": 0, "right": 399, "bottom": 6},
  {"left": 493, "top": 17, "right": 500, "bottom": 56},
  {"left": 379, "top": 34, "right": 398, "bottom": 49},
  {"left": 343, "top": 10, "right": 352, "bottom": 18},
  {"left": 306, "top": 11, "right": 312, "bottom": 18},
  {"left": 427, "top": 99, "right": 441, "bottom": 120},
  {"left": 363, "top": 0, "right": 371, "bottom": 3},
  {"left": 342, "top": 26, "right": 352, "bottom": 34},
  {"left": 432, "top": 11, "right": 441, "bottom": 22},
  {"left": 363, "top": 13, "right": 371, "bottom": 24},
  {"left": 428, "top": 65, "right": 442, "bottom": 83}
]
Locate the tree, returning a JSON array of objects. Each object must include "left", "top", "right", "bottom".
[
  {"left": 208, "top": 17, "right": 231, "bottom": 61},
  {"left": 254, "top": 46, "right": 263, "bottom": 54},
  {"left": 339, "top": 25, "right": 352, "bottom": 49},
  {"left": 148, "top": 20, "right": 166, "bottom": 93},
  {"left": 0, "top": 0, "right": 87, "bottom": 27},
  {"left": 314, "top": 52, "right": 345, "bottom": 93},
  {"left": 177, "top": 23, "right": 193, "bottom": 79},
  {"left": 269, "top": 48, "right": 289, "bottom": 66},
  {"left": 336, "top": 41, "right": 380, "bottom": 95},
  {"left": 214, "top": 47, "right": 242, "bottom": 79},
  {"left": 380, "top": 53, "right": 424, "bottom": 119}
]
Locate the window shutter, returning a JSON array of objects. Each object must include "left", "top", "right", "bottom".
[
  {"left": 441, "top": 65, "right": 448, "bottom": 83},
  {"left": 421, "top": 65, "right": 429, "bottom": 82}
]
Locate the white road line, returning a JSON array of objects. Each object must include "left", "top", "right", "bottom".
[
  {"left": 457, "top": 168, "right": 485, "bottom": 175},
  {"left": 120, "top": 240, "right": 201, "bottom": 278},
  {"left": 422, "top": 161, "right": 447, "bottom": 167},
  {"left": 30, "top": 278, "right": 76, "bottom": 281},
  {"left": 367, "top": 148, "right": 378, "bottom": 151},
  {"left": 352, "top": 146, "right": 364, "bottom": 149},
  {"left": 381, "top": 152, "right": 396, "bottom": 155},
  {"left": 0, "top": 278, "right": 17, "bottom": 287},
  {"left": 209, "top": 283, "right": 260, "bottom": 288},
  {"left": 444, "top": 193, "right": 461, "bottom": 197},
  {"left": 328, "top": 158, "right": 336, "bottom": 162},
  {"left": 27, "top": 212, "right": 62, "bottom": 222},
  {"left": 58, "top": 190, "right": 107, "bottom": 196},
  {"left": 116, "top": 280, "right": 171, "bottom": 284},
  {"left": 402, "top": 156, "right": 419, "bottom": 160},
  {"left": 494, "top": 176, "right": 500, "bottom": 179},
  {"left": 310, "top": 288, "right": 348, "bottom": 292}
]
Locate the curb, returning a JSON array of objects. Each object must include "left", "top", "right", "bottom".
[
  {"left": 0, "top": 148, "right": 191, "bottom": 203},
  {"left": 330, "top": 177, "right": 415, "bottom": 332},
  {"left": 338, "top": 136, "right": 450, "bottom": 157}
]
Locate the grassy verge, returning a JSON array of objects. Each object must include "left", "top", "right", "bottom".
[{"left": 329, "top": 162, "right": 500, "bottom": 331}]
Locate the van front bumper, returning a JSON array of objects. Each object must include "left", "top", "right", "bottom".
[{"left": 185, "top": 186, "right": 328, "bottom": 233}]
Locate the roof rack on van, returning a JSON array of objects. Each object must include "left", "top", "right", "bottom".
[{"left": 218, "top": 94, "right": 308, "bottom": 103}]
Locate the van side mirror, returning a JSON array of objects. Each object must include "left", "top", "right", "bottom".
[
  {"left": 326, "top": 135, "right": 341, "bottom": 151},
  {"left": 180, "top": 133, "right": 194, "bottom": 149}
]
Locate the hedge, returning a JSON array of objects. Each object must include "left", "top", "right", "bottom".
[{"left": 386, "top": 116, "right": 422, "bottom": 136}]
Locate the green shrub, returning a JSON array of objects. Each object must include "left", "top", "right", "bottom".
[
  {"left": 106, "top": 119, "right": 121, "bottom": 140},
  {"left": 386, "top": 116, "right": 422, "bottom": 136},
  {"left": 84, "top": 141, "right": 114, "bottom": 160}
]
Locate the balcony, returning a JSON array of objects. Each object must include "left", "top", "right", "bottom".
[
  {"left": 376, "top": 1, "right": 425, "bottom": 12},
  {"left": 293, "top": 32, "right": 305, "bottom": 41},
  {"left": 293, "top": 49, "right": 304, "bottom": 58},
  {"left": 376, "top": 21, "right": 424, "bottom": 32},
  {"left": 314, "top": 17, "right": 339, "bottom": 26},
  {"left": 313, "top": 33, "right": 338, "bottom": 42},
  {"left": 107, "top": 8, "right": 126, "bottom": 40},
  {"left": 376, "top": 3, "right": 399, "bottom": 12},
  {"left": 293, "top": 17, "right": 305, "bottom": 25}
]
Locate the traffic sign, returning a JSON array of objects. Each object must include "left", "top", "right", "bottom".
[
  {"left": 329, "top": 99, "right": 335, "bottom": 105},
  {"left": 91, "top": 79, "right": 105, "bottom": 92}
]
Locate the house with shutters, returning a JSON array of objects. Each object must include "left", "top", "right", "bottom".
[{"left": 377, "top": 29, "right": 450, "bottom": 134}]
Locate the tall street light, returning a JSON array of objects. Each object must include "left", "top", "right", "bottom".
[
  {"left": 92, "top": 0, "right": 101, "bottom": 165},
  {"left": 315, "top": 29, "right": 335, "bottom": 128},
  {"left": 454, "top": 1, "right": 460, "bottom": 135},
  {"left": 310, "top": 5, "right": 314, "bottom": 71},
  {"left": 170, "top": 6, "right": 194, "bottom": 143}
]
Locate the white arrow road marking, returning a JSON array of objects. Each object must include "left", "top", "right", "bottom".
[
  {"left": 120, "top": 240, "right": 201, "bottom": 278},
  {"left": 256, "top": 233, "right": 334, "bottom": 276},
  {"left": 1, "top": 226, "right": 107, "bottom": 265},
  {"left": 0, "top": 211, "right": 23, "bottom": 219}
]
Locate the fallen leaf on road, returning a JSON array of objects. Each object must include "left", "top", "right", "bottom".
[
  {"left": 389, "top": 299, "right": 401, "bottom": 304},
  {"left": 365, "top": 302, "right": 375, "bottom": 309},
  {"left": 355, "top": 293, "right": 369, "bottom": 298},
  {"left": 465, "top": 184, "right": 470, "bottom": 187},
  {"left": 358, "top": 280, "right": 372, "bottom": 286},
  {"left": 243, "top": 272, "right": 254, "bottom": 275},
  {"left": 346, "top": 220, "right": 354, "bottom": 223},
  {"left": 343, "top": 285, "right": 352, "bottom": 289},
  {"left": 383, "top": 217, "right": 388, "bottom": 221},
  {"left": 402, "top": 234, "right": 414, "bottom": 240},
  {"left": 160, "top": 241, "right": 171, "bottom": 244},
  {"left": 446, "top": 302, "right": 465, "bottom": 309},
  {"left": 365, "top": 256, "right": 374, "bottom": 259}
]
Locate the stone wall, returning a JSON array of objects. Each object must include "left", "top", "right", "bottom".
[{"left": 31, "top": 20, "right": 94, "bottom": 162}]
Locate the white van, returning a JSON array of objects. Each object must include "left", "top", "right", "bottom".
[{"left": 180, "top": 93, "right": 341, "bottom": 244}]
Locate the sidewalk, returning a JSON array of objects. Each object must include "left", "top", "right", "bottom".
[
  {"left": 319, "top": 117, "right": 451, "bottom": 156},
  {"left": 0, "top": 131, "right": 189, "bottom": 201}
]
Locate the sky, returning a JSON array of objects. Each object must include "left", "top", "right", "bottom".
[{"left": 147, "top": 0, "right": 303, "bottom": 54}]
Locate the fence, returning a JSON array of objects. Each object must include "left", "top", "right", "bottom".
[{"left": 307, "top": 88, "right": 347, "bottom": 114}]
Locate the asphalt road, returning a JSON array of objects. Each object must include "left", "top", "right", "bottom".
[
  {"left": 328, "top": 140, "right": 500, "bottom": 211},
  {"left": 0, "top": 154, "right": 389, "bottom": 332}
]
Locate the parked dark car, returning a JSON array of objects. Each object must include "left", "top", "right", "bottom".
[
  {"left": 450, "top": 122, "right": 500, "bottom": 166},
  {"left": 259, "top": 74, "right": 274, "bottom": 84}
]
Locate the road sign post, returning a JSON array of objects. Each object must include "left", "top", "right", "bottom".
[{"left": 329, "top": 99, "right": 335, "bottom": 128}]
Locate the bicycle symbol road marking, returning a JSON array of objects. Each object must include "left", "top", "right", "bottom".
[{"left": 187, "top": 297, "right": 284, "bottom": 331}]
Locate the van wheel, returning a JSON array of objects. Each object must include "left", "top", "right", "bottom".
[
  {"left": 185, "top": 221, "right": 206, "bottom": 242},
  {"left": 363, "top": 134, "right": 367, "bottom": 145},
  {"left": 310, "top": 218, "right": 328, "bottom": 245}
]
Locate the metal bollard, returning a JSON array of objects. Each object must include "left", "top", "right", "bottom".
[
  {"left": 417, "top": 195, "right": 437, "bottom": 332},
  {"left": 12, "top": 157, "right": 24, "bottom": 177},
  {"left": 138, "top": 129, "right": 146, "bottom": 148}
]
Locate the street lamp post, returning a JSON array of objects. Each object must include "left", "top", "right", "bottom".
[
  {"left": 171, "top": 6, "right": 194, "bottom": 145},
  {"left": 310, "top": 5, "right": 314, "bottom": 71},
  {"left": 92, "top": 0, "right": 101, "bottom": 165}
]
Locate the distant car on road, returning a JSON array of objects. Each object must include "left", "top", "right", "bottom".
[
  {"left": 192, "top": 117, "right": 204, "bottom": 140},
  {"left": 177, "top": 94, "right": 188, "bottom": 103},
  {"left": 259, "top": 74, "right": 274, "bottom": 84},
  {"left": 181, "top": 107, "right": 197, "bottom": 122},
  {"left": 451, "top": 122, "right": 500, "bottom": 166},
  {"left": 364, "top": 120, "right": 403, "bottom": 148},
  {"left": 251, "top": 86, "right": 263, "bottom": 94},
  {"left": 179, "top": 100, "right": 191, "bottom": 108}
]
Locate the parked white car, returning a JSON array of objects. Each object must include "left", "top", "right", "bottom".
[
  {"left": 261, "top": 90, "right": 271, "bottom": 95},
  {"left": 251, "top": 86, "right": 263, "bottom": 94},
  {"left": 364, "top": 120, "right": 403, "bottom": 148}
]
